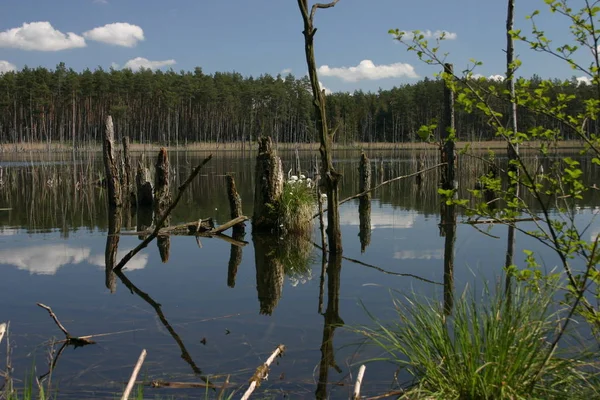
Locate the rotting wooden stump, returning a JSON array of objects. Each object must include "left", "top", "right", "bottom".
[
  {"left": 103, "top": 115, "right": 122, "bottom": 208},
  {"left": 252, "top": 137, "right": 283, "bottom": 233}
]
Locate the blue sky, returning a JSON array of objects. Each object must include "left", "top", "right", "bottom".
[{"left": 0, "top": 0, "right": 592, "bottom": 93}]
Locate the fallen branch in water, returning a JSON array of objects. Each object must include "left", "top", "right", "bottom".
[
  {"left": 119, "top": 216, "right": 249, "bottom": 243},
  {"left": 241, "top": 344, "right": 285, "bottom": 400},
  {"left": 313, "top": 163, "right": 445, "bottom": 219},
  {"left": 463, "top": 217, "right": 539, "bottom": 225},
  {"left": 121, "top": 349, "right": 147, "bottom": 400},
  {"left": 0, "top": 322, "right": 5, "bottom": 345},
  {"left": 36, "top": 303, "right": 95, "bottom": 346},
  {"left": 114, "top": 154, "right": 213, "bottom": 271},
  {"left": 141, "top": 379, "right": 234, "bottom": 389}
]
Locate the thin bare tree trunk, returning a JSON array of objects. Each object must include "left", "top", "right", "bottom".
[{"left": 297, "top": 0, "right": 342, "bottom": 254}]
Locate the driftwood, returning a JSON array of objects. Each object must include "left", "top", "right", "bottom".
[
  {"left": 114, "top": 155, "right": 213, "bottom": 271},
  {"left": 240, "top": 344, "right": 285, "bottom": 400},
  {"left": 121, "top": 349, "right": 147, "bottom": 400},
  {"left": 37, "top": 303, "right": 95, "bottom": 346}
]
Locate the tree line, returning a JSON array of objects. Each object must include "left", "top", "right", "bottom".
[{"left": 0, "top": 63, "right": 595, "bottom": 146}]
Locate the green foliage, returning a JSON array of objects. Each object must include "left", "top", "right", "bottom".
[
  {"left": 360, "top": 282, "right": 600, "bottom": 399},
  {"left": 390, "top": 1, "right": 600, "bottom": 337}
]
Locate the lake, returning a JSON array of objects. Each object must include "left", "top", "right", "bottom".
[{"left": 0, "top": 148, "right": 598, "bottom": 399}]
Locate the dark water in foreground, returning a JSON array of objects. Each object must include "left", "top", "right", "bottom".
[{"left": 0, "top": 149, "right": 599, "bottom": 399}]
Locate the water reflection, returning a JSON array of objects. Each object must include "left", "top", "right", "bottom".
[{"left": 316, "top": 252, "right": 344, "bottom": 400}]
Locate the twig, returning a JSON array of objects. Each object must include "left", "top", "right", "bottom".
[
  {"left": 121, "top": 349, "right": 147, "bottom": 400},
  {"left": 37, "top": 303, "right": 70, "bottom": 337},
  {"left": 37, "top": 303, "right": 95, "bottom": 346},
  {"left": 313, "top": 163, "right": 445, "bottom": 219},
  {"left": 114, "top": 155, "right": 212, "bottom": 271},
  {"left": 240, "top": 344, "right": 285, "bottom": 400},
  {"left": 353, "top": 365, "right": 366, "bottom": 400}
]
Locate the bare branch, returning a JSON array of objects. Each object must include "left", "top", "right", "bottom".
[{"left": 310, "top": 0, "right": 340, "bottom": 20}]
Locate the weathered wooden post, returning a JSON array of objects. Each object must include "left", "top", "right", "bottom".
[
  {"left": 252, "top": 137, "right": 283, "bottom": 232},
  {"left": 359, "top": 152, "right": 371, "bottom": 198},
  {"left": 103, "top": 115, "right": 121, "bottom": 208}
]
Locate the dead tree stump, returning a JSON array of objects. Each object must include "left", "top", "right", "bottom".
[
  {"left": 359, "top": 152, "right": 371, "bottom": 199},
  {"left": 154, "top": 148, "right": 172, "bottom": 213},
  {"left": 135, "top": 163, "right": 153, "bottom": 208},
  {"left": 121, "top": 136, "right": 133, "bottom": 204},
  {"left": 103, "top": 115, "right": 122, "bottom": 208},
  {"left": 252, "top": 137, "right": 283, "bottom": 232},
  {"left": 154, "top": 148, "right": 172, "bottom": 263},
  {"left": 226, "top": 174, "right": 245, "bottom": 236}
]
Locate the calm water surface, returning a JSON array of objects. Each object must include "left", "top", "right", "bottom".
[{"left": 0, "top": 149, "right": 599, "bottom": 399}]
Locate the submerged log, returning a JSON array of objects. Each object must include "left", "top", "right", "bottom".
[
  {"left": 103, "top": 115, "right": 121, "bottom": 208},
  {"left": 252, "top": 137, "right": 283, "bottom": 232}
]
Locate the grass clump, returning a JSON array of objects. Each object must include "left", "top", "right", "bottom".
[
  {"left": 360, "top": 283, "right": 599, "bottom": 400},
  {"left": 278, "top": 175, "right": 315, "bottom": 235}
]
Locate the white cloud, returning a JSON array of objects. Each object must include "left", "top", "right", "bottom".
[
  {"left": 488, "top": 74, "right": 505, "bottom": 82},
  {"left": 123, "top": 57, "right": 176, "bottom": 70},
  {"left": 93, "top": 0, "right": 108, "bottom": 4},
  {"left": 0, "top": 22, "right": 86, "bottom": 51},
  {"left": 281, "top": 68, "right": 292, "bottom": 74},
  {"left": 319, "top": 81, "right": 332, "bottom": 95},
  {"left": 577, "top": 76, "right": 592, "bottom": 86},
  {"left": 400, "top": 30, "right": 458, "bottom": 41},
  {"left": 0, "top": 244, "right": 148, "bottom": 275},
  {"left": 339, "top": 207, "right": 416, "bottom": 229},
  {"left": 0, "top": 244, "right": 90, "bottom": 275},
  {"left": 318, "top": 59, "right": 418, "bottom": 82},
  {"left": 0, "top": 61, "right": 16, "bottom": 74},
  {"left": 83, "top": 22, "right": 144, "bottom": 47}
]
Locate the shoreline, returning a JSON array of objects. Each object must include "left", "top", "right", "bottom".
[{"left": 0, "top": 139, "right": 586, "bottom": 153}]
